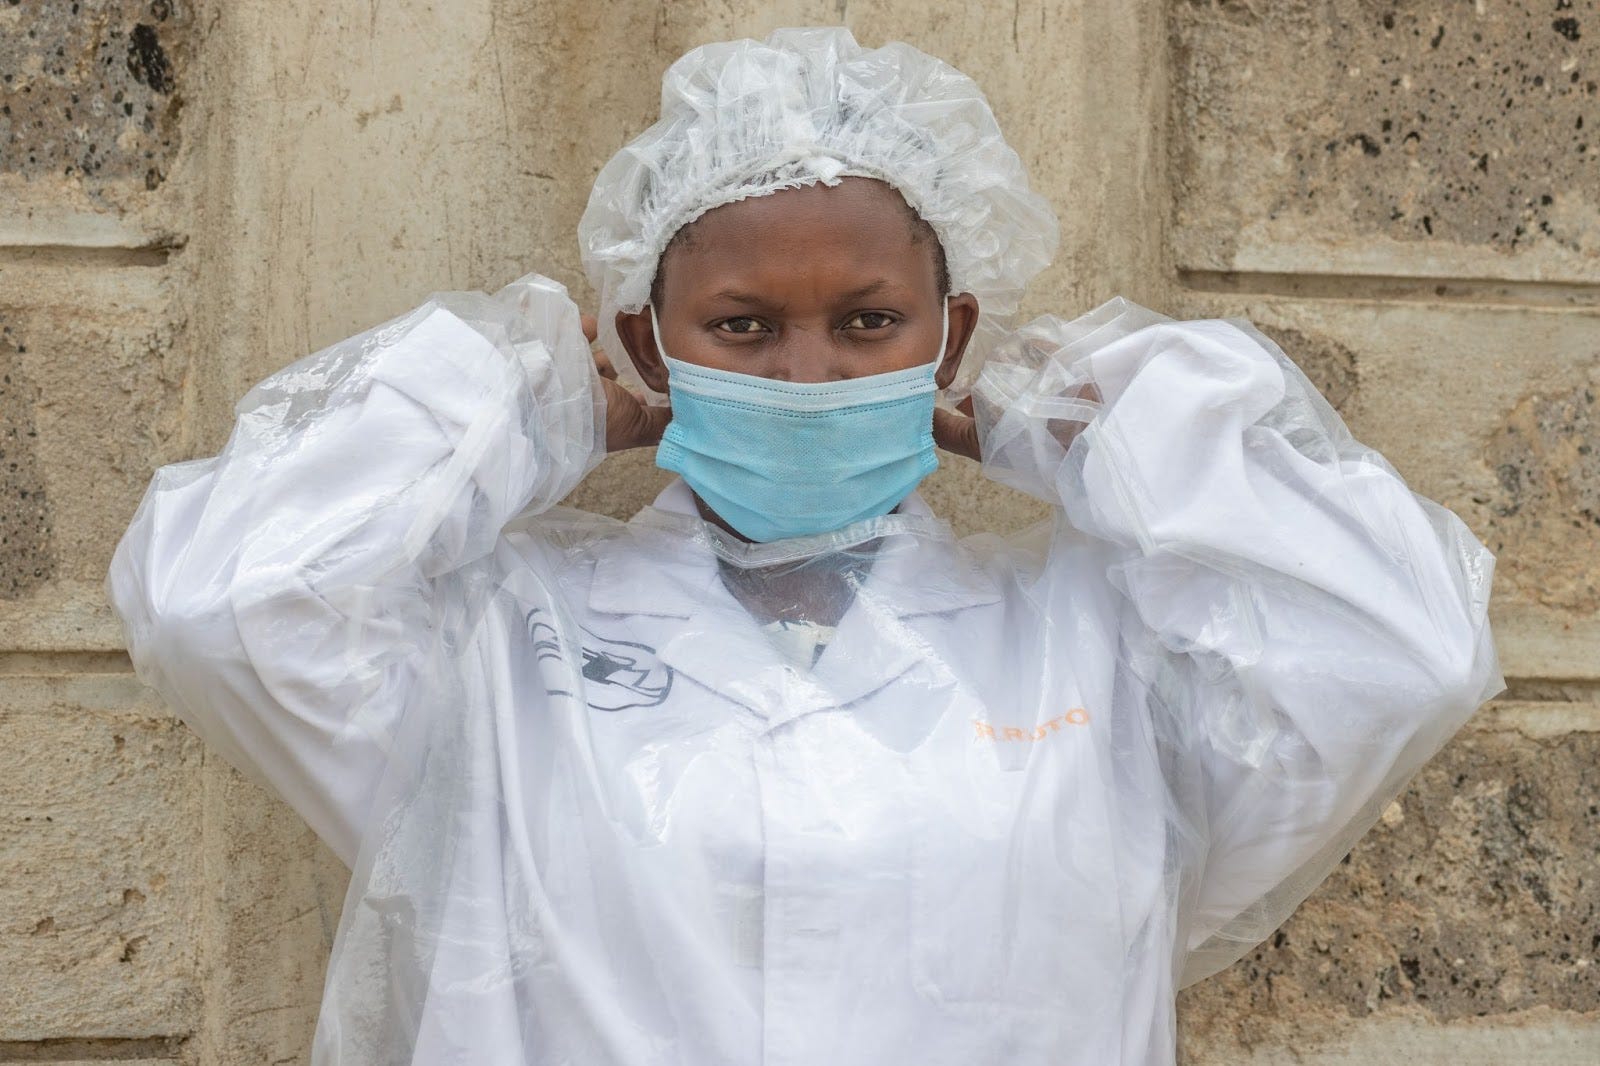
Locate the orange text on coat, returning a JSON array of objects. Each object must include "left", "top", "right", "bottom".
[{"left": 972, "top": 708, "right": 1090, "bottom": 742}]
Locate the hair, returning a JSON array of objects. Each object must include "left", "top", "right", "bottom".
[
  {"left": 903, "top": 197, "right": 954, "bottom": 299},
  {"left": 647, "top": 181, "right": 952, "bottom": 309}
]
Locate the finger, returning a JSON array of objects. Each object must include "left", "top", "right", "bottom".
[
  {"left": 955, "top": 395, "right": 975, "bottom": 418},
  {"left": 1043, "top": 381, "right": 1101, "bottom": 450},
  {"left": 635, "top": 401, "right": 673, "bottom": 449},
  {"left": 601, "top": 378, "right": 672, "bottom": 453},
  {"left": 1045, "top": 417, "right": 1093, "bottom": 452},
  {"left": 580, "top": 313, "right": 599, "bottom": 346},
  {"left": 593, "top": 349, "right": 620, "bottom": 380},
  {"left": 932, "top": 407, "right": 981, "bottom": 462},
  {"left": 615, "top": 397, "right": 673, "bottom": 453}
]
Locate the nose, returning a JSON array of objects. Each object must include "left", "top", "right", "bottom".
[{"left": 767, "top": 326, "right": 851, "bottom": 383}]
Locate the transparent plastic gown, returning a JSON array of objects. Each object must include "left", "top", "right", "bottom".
[{"left": 107, "top": 274, "right": 1502, "bottom": 1065}]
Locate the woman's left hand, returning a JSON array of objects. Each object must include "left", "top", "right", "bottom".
[
  {"left": 933, "top": 398, "right": 982, "bottom": 461},
  {"left": 582, "top": 314, "right": 673, "bottom": 453}
]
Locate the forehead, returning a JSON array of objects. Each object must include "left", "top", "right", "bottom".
[
  {"left": 656, "top": 177, "right": 937, "bottom": 298},
  {"left": 682, "top": 175, "right": 917, "bottom": 234}
]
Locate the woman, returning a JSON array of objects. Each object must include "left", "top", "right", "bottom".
[{"left": 107, "top": 27, "right": 1502, "bottom": 1066}]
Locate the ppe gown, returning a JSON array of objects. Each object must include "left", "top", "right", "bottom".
[{"left": 106, "top": 274, "right": 1502, "bottom": 1065}]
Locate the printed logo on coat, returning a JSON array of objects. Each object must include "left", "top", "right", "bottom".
[
  {"left": 526, "top": 608, "right": 673, "bottom": 711},
  {"left": 972, "top": 708, "right": 1090, "bottom": 742}
]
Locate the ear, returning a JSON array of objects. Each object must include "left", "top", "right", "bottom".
[
  {"left": 614, "top": 308, "right": 669, "bottom": 394},
  {"left": 934, "top": 293, "right": 981, "bottom": 390}
]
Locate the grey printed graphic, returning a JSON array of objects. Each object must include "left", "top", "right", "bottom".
[{"left": 526, "top": 608, "right": 673, "bottom": 711}]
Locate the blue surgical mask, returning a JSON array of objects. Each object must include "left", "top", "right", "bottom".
[{"left": 651, "top": 303, "right": 949, "bottom": 542}]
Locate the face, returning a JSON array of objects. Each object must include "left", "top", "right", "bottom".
[{"left": 614, "top": 177, "right": 979, "bottom": 391}]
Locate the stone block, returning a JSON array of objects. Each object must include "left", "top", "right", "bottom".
[
  {"left": 0, "top": 692, "right": 201, "bottom": 1039},
  {"left": 0, "top": 264, "right": 184, "bottom": 611},
  {"left": 0, "top": 0, "right": 192, "bottom": 209},
  {"left": 1178, "top": 701, "right": 1600, "bottom": 1060},
  {"left": 0, "top": 1043, "right": 185, "bottom": 1064},
  {"left": 0, "top": 672, "right": 170, "bottom": 716},
  {"left": 1171, "top": 0, "right": 1600, "bottom": 282},
  {"left": 183, "top": 0, "right": 588, "bottom": 429},
  {"left": 1181, "top": 1010, "right": 1600, "bottom": 1065},
  {"left": 200, "top": 764, "right": 348, "bottom": 1066},
  {"left": 1172, "top": 293, "right": 1600, "bottom": 679},
  {"left": 0, "top": 579, "right": 124, "bottom": 652}
]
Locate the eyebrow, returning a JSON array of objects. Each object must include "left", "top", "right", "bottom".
[
  {"left": 836, "top": 279, "right": 899, "bottom": 302},
  {"left": 708, "top": 289, "right": 782, "bottom": 308}
]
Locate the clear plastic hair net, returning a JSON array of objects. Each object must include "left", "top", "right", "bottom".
[{"left": 578, "top": 26, "right": 1059, "bottom": 385}]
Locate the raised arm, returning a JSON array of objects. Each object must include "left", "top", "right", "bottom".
[
  {"left": 106, "top": 274, "right": 603, "bottom": 865},
  {"left": 973, "top": 300, "right": 1503, "bottom": 982}
]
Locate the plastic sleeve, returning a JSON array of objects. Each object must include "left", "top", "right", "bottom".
[
  {"left": 104, "top": 274, "right": 604, "bottom": 865},
  {"left": 973, "top": 301, "right": 1503, "bottom": 983}
]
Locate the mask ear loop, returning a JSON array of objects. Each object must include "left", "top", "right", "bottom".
[
  {"left": 647, "top": 303, "right": 674, "bottom": 365},
  {"left": 931, "top": 296, "right": 952, "bottom": 377}
]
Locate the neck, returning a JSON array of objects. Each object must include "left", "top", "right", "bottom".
[
  {"left": 689, "top": 490, "right": 891, "bottom": 628},
  {"left": 691, "top": 491, "right": 751, "bottom": 543}
]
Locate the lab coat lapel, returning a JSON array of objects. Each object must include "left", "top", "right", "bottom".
[
  {"left": 804, "top": 510, "right": 1001, "bottom": 717},
  {"left": 586, "top": 487, "right": 815, "bottom": 721},
  {"left": 586, "top": 480, "right": 1000, "bottom": 727}
]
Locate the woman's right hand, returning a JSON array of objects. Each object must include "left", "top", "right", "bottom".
[{"left": 583, "top": 314, "right": 672, "bottom": 453}]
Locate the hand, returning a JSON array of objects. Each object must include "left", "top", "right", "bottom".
[
  {"left": 932, "top": 396, "right": 982, "bottom": 461},
  {"left": 583, "top": 314, "right": 672, "bottom": 453}
]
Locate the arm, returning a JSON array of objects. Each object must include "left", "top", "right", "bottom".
[
  {"left": 105, "top": 274, "right": 604, "bottom": 865},
  {"left": 972, "top": 300, "right": 1502, "bottom": 981}
]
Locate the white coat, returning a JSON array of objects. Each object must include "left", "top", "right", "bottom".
[{"left": 106, "top": 274, "right": 1502, "bottom": 1065}]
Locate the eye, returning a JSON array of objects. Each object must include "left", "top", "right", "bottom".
[
  {"left": 714, "top": 316, "right": 768, "bottom": 336},
  {"left": 843, "top": 311, "right": 898, "bottom": 330}
]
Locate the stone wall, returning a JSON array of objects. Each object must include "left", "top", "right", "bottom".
[
  {"left": 1168, "top": 2, "right": 1599, "bottom": 1059},
  {"left": 0, "top": 1, "right": 1593, "bottom": 1062}
]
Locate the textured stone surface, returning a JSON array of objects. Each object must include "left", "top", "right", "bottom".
[
  {"left": 1247, "top": 318, "right": 1361, "bottom": 415},
  {"left": 916, "top": 453, "right": 1054, "bottom": 539},
  {"left": 0, "top": 322, "right": 54, "bottom": 598},
  {"left": 197, "top": 767, "right": 348, "bottom": 1066},
  {"left": 47, "top": 1056, "right": 185, "bottom": 1062},
  {"left": 1484, "top": 367, "right": 1600, "bottom": 613},
  {"left": 0, "top": 1045, "right": 187, "bottom": 1064},
  {"left": 184, "top": 0, "right": 591, "bottom": 443},
  {"left": 1493, "top": 601, "right": 1600, "bottom": 682},
  {"left": 1, "top": 672, "right": 171, "bottom": 716},
  {"left": 0, "top": 0, "right": 191, "bottom": 197},
  {"left": 1182, "top": 1010, "right": 1600, "bottom": 1065},
  {"left": 0, "top": 579, "right": 125, "bottom": 651},
  {"left": 0, "top": 702, "right": 201, "bottom": 1039},
  {"left": 0, "top": 266, "right": 185, "bottom": 598},
  {"left": 1172, "top": 0, "right": 1600, "bottom": 281},
  {"left": 42, "top": 1060, "right": 182, "bottom": 1066},
  {"left": 1178, "top": 702, "right": 1600, "bottom": 1059}
]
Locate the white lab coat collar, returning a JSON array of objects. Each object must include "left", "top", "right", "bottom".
[{"left": 586, "top": 479, "right": 1000, "bottom": 726}]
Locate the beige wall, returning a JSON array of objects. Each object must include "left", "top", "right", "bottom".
[{"left": 0, "top": 1, "right": 1594, "bottom": 1062}]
